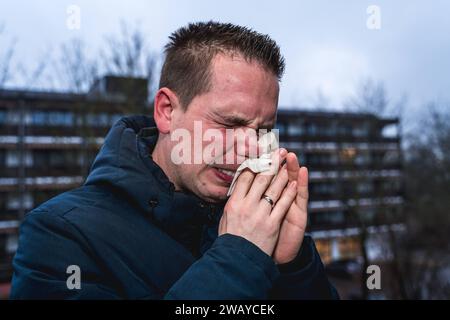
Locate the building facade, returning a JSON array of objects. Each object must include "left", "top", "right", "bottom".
[
  {"left": 0, "top": 76, "right": 148, "bottom": 282},
  {"left": 277, "top": 110, "right": 403, "bottom": 263}
]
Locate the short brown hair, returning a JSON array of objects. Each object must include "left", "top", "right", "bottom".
[{"left": 159, "top": 21, "right": 285, "bottom": 108}]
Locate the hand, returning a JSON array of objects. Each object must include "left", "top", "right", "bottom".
[
  {"left": 272, "top": 152, "right": 309, "bottom": 265},
  {"left": 219, "top": 149, "right": 297, "bottom": 257}
]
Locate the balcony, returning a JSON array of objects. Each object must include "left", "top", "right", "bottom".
[
  {"left": 0, "top": 135, "right": 104, "bottom": 150},
  {"left": 280, "top": 133, "right": 400, "bottom": 144},
  {"left": 0, "top": 124, "right": 111, "bottom": 137},
  {"left": 308, "top": 169, "right": 402, "bottom": 182},
  {"left": 0, "top": 176, "right": 84, "bottom": 192}
]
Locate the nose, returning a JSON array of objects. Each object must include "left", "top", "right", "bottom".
[{"left": 222, "top": 128, "right": 261, "bottom": 165}]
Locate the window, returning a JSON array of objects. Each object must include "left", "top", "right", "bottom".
[
  {"left": 34, "top": 190, "right": 59, "bottom": 207},
  {"left": 305, "top": 123, "right": 318, "bottom": 135},
  {"left": 311, "top": 182, "right": 337, "bottom": 194},
  {"left": 0, "top": 150, "right": 5, "bottom": 166},
  {"left": 6, "top": 150, "right": 33, "bottom": 167},
  {"left": 111, "top": 114, "right": 123, "bottom": 125},
  {"left": 338, "top": 237, "right": 361, "bottom": 259},
  {"left": 84, "top": 113, "right": 112, "bottom": 126},
  {"left": 49, "top": 151, "right": 66, "bottom": 167},
  {"left": 276, "top": 122, "right": 287, "bottom": 136},
  {"left": 86, "top": 114, "right": 97, "bottom": 126},
  {"left": 314, "top": 211, "right": 345, "bottom": 225},
  {"left": 48, "top": 111, "right": 73, "bottom": 126},
  {"left": 338, "top": 124, "right": 352, "bottom": 136},
  {"left": 306, "top": 154, "right": 338, "bottom": 166},
  {"left": 357, "top": 208, "right": 377, "bottom": 221},
  {"left": 6, "top": 111, "right": 20, "bottom": 124},
  {"left": 6, "top": 151, "right": 18, "bottom": 167},
  {"left": 383, "top": 150, "right": 400, "bottom": 164},
  {"left": 354, "top": 152, "right": 370, "bottom": 165},
  {"left": 357, "top": 182, "right": 373, "bottom": 193},
  {"left": 353, "top": 123, "right": 369, "bottom": 137},
  {"left": 33, "top": 150, "right": 80, "bottom": 168},
  {"left": 98, "top": 113, "right": 110, "bottom": 126},
  {"left": 7, "top": 192, "right": 34, "bottom": 210},
  {"left": 317, "top": 123, "right": 336, "bottom": 136},
  {"left": 6, "top": 234, "right": 18, "bottom": 254},
  {"left": 381, "top": 124, "right": 398, "bottom": 138},
  {"left": 31, "top": 111, "right": 48, "bottom": 125},
  {"left": 315, "top": 239, "right": 332, "bottom": 264},
  {"left": 0, "top": 110, "right": 6, "bottom": 124},
  {"left": 287, "top": 123, "right": 302, "bottom": 136},
  {"left": 339, "top": 147, "right": 357, "bottom": 163},
  {"left": 33, "top": 150, "right": 48, "bottom": 167}
]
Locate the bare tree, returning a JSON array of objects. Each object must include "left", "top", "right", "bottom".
[
  {"left": 339, "top": 78, "right": 391, "bottom": 299},
  {"left": 0, "top": 22, "right": 17, "bottom": 88},
  {"left": 346, "top": 79, "right": 450, "bottom": 299},
  {"left": 312, "top": 88, "right": 331, "bottom": 111},
  {"left": 54, "top": 38, "right": 100, "bottom": 93},
  {"left": 345, "top": 78, "right": 388, "bottom": 115},
  {"left": 100, "top": 20, "right": 157, "bottom": 101},
  {"left": 339, "top": 78, "right": 410, "bottom": 299},
  {"left": 55, "top": 21, "right": 158, "bottom": 99},
  {"left": 393, "top": 103, "right": 450, "bottom": 299},
  {"left": 52, "top": 21, "right": 159, "bottom": 178},
  {"left": 0, "top": 22, "right": 52, "bottom": 90},
  {"left": 17, "top": 50, "right": 53, "bottom": 89}
]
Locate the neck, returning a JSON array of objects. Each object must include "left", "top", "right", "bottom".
[{"left": 151, "top": 137, "right": 181, "bottom": 191}]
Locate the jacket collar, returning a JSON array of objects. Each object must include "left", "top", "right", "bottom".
[{"left": 85, "top": 115, "right": 224, "bottom": 236}]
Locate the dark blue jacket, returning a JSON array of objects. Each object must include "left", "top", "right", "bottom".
[{"left": 10, "top": 115, "right": 339, "bottom": 299}]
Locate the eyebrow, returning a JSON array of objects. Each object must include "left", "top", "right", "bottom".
[
  {"left": 213, "top": 111, "right": 274, "bottom": 129},
  {"left": 221, "top": 114, "right": 253, "bottom": 127}
]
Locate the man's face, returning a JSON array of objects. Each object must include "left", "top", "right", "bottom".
[{"left": 168, "top": 53, "right": 279, "bottom": 203}]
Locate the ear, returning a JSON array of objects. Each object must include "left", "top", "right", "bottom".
[{"left": 153, "top": 87, "right": 180, "bottom": 134}]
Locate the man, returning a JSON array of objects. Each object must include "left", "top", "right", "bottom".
[{"left": 10, "top": 21, "right": 338, "bottom": 299}]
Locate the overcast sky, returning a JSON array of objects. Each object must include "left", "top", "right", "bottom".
[{"left": 1, "top": 0, "right": 449, "bottom": 118}]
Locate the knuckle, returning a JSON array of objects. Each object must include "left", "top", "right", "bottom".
[
  {"left": 242, "top": 174, "right": 254, "bottom": 184},
  {"left": 237, "top": 171, "right": 252, "bottom": 184},
  {"left": 298, "top": 190, "right": 309, "bottom": 201},
  {"left": 225, "top": 201, "right": 240, "bottom": 214},
  {"left": 289, "top": 187, "right": 297, "bottom": 197},
  {"left": 264, "top": 189, "right": 277, "bottom": 200},
  {"left": 255, "top": 174, "right": 271, "bottom": 185},
  {"left": 276, "top": 198, "right": 289, "bottom": 210},
  {"left": 282, "top": 192, "right": 295, "bottom": 205}
]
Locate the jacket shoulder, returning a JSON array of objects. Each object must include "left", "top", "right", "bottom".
[{"left": 29, "top": 185, "right": 112, "bottom": 218}]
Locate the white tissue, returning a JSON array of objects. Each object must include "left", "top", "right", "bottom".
[{"left": 227, "top": 132, "right": 279, "bottom": 196}]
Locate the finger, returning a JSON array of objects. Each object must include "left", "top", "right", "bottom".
[
  {"left": 260, "top": 164, "right": 288, "bottom": 208},
  {"left": 269, "top": 147, "right": 286, "bottom": 169},
  {"left": 270, "top": 180, "right": 297, "bottom": 224},
  {"left": 230, "top": 169, "right": 256, "bottom": 200},
  {"left": 246, "top": 148, "right": 287, "bottom": 202},
  {"left": 296, "top": 166, "right": 309, "bottom": 213},
  {"left": 286, "top": 152, "right": 300, "bottom": 182}
]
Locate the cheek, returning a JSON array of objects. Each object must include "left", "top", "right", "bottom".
[
  {"left": 201, "top": 128, "right": 228, "bottom": 163},
  {"left": 188, "top": 164, "right": 210, "bottom": 180}
]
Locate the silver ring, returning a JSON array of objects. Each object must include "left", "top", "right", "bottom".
[{"left": 262, "top": 194, "right": 274, "bottom": 207}]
